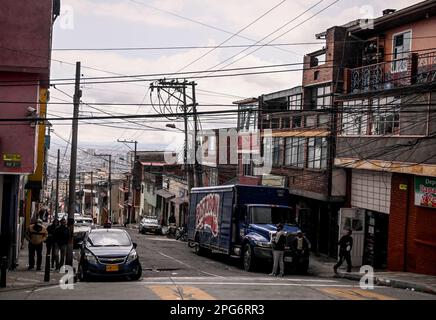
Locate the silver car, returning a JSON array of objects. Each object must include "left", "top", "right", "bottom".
[{"left": 139, "top": 216, "right": 162, "bottom": 235}]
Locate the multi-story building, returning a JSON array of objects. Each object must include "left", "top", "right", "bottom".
[
  {"left": 332, "top": 1, "right": 436, "bottom": 274},
  {"left": 0, "top": 0, "right": 59, "bottom": 269}
]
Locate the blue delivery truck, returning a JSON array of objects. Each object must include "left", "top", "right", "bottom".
[{"left": 187, "top": 185, "right": 309, "bottom": 273}]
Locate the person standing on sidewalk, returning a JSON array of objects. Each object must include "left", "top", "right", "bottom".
[
  {"left": 334, "top": 229, "right": 353, "bottom": 273},
  {"left": 25, "top": 219, "right": 48, "bottom": 270},
  {"left": 54, "top": 218, "right": 70, "bottom": 270},
  {"left": 46, "top": 218, "right": 59, "bottom": 269},
  {"left": 269, "top": 223, "right": 286, "bottom": 277}
]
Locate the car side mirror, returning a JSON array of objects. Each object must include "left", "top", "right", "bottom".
[{"left": 132, "top": 242, "right": 137, "bottom": 249}]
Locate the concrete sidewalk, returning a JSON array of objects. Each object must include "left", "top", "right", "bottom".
[
  {"left": 309, "top": 254, "right": 436, "bottom": 295},
  {"left": 0, "top": 240, "right": 76, "bottom": 292}
]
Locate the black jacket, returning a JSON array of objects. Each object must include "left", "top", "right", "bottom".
[
  {"left": 338, "top": 234, "right": 353, "bottom": 253},
  {"left": 272, "top": 232, "right": 286, "bottom": 251},
  {"left": 46, "top": 223, "right": 58, "bottom": 245},
  {"left": 54, "top": 225, "right": 70, "bottom": 246}
]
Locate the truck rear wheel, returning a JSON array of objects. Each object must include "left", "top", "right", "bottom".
[{"left": 242, "top": 244, "right": 256, "bottom": 272}]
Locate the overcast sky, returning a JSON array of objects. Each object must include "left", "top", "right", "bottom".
[{"left": 48, "top": 0, "right": 422, "bottom": 160}]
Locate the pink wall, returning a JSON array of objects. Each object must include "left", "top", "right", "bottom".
[
  {"left": 0, "top": 72, "right": 39, "bottom": 174},
  {"left": 0, "top": 0, "right": 53, "bottom": 74},
  {"left": 383, "top": 16, "right": 436, "bottom": 59}
]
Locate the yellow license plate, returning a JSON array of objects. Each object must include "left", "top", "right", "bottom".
[{"left": 106, "top": 265, "right": 119, "bottom": 272}]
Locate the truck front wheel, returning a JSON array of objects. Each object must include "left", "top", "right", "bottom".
[{"left": 243, "top": 244, "right": 256, "bottom": 272}]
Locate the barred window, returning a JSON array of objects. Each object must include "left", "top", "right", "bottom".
[
  {"left": 371, "top": 96, "right": 400, "bottom": 135},
  {"left": 307, "top": 138, "right": 328, "bottom": 169},
  {"left": 341, "top": 100, "right": 369, "bottom": 135},
  {"left": 285, "top": 138, "right": 305, "bottom": 167}
]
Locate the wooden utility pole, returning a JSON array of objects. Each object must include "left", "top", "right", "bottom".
[
  {"left": 66, "top": 61, "right": 81, "bottom": 267},
  {"left": 54, "top": 149, "right": 60, "bottom": 219}
]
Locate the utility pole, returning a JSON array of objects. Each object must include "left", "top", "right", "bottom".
[
  {"left": 94, "top": 153, "right": 112, "bottom": 223},
  {"left": 66, "top": 61, "right": 81, "bottom": 267},
  {"left": 90, "top": 171, "right": 94, "bottom": 221},
  {"left": 54, "top": 149, "right": 60, "bottom": 220},
  {"left": 117, "top": 139, "right": 137, "bottom": 224},
  {"left": 191, "top": 82, "right": 202, "bottom": 188}
]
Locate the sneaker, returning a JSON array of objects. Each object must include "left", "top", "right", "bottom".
[{"left": 268, "top": 273, "right": 276, "bottom": 276}]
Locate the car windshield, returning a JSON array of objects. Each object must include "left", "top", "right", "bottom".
[
  {"left": 143, "top": 217, "right": 158, "bottom": 223},
  {"left": 87, "top": 231, "right": 131, "bottom": 247},
  {"left": 75, "top": 218, "right": 93, "bottom": 225},
  {"left": 250, "top": 206, "right": 295, "bottom": 225}
]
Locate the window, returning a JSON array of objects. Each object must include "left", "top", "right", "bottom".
[
  {"left": 341, "top": 100, "right": 369, "bottom": 135},
  {"left": 392, "top": 31, "right": 411, "bottom": 72},
  {"left": 285, "top": 138, "right": 305, "bottom": 167},
  {"left": 314, "top": 71, "right": 320, "bottom": 80},
  {"left": 272, "top": 138, "right": 282, "bottom": 166},
  {"left": 311, "top": 85, "right": 331, "bottom": 110},
  {"left": 307, "top": 138, "right": 328, "bottom": 169},
  {"left": 371, "top": 97, "right": 400, "bottom": 135},
  {"left": 288, "top": 94, "right": 302, "bottom": 110}
]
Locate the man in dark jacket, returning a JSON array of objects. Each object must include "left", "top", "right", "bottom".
[
  {"left": 269, "top": 223, "right": 286, "bottom": 277},
  {"left": 46, "top": 219, "right": 59, "bottom": 268},
  {"left": 54, "top": 218, "right": 70, "bottom": 270},
  {"left": 334, "top": 229, "right": 353, "bottom": 273}
]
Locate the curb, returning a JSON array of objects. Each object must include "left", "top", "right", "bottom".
[
  {"left": 337, "top": 273, "right": 436, "bottom": 296},
  {"left": 0, "top": 281, "right": 60, "bottom": 293}
]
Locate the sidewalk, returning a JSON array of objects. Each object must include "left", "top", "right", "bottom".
[
  {"left": 309, "top": 254, "right": 436, "bottom": 295},
  {"left": 0, "top": 240, "right": 76, "bottom": 292}
]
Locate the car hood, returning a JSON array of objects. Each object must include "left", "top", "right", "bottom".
[
  {"left": 86, "top": 246, "right": 133, "bottom": 257},
  {"left": 248, "top": 223, "right": 301, "bottom": 242}
]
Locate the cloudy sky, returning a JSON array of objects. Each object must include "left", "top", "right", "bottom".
[{"left": 48, "top": 0, "right": 421, "bottom": 159}]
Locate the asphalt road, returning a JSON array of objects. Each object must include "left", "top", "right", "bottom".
[{"left": 0, "top": 227, "right": 434, "bottom": 300}]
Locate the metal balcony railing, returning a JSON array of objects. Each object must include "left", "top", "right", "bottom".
[{"left": 347, "top": 50, "right": 436, "bottom": 94}]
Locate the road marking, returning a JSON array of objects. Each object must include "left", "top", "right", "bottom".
[
  {"left": 142, "top": 281, "right": 360, "bottom": 287},
  {"left": 148, "top": 285, "right": 215, "bottom": 300},
  {"left": 320, "top": 288, "right": 396, "bottom": 300},
  {"left": 142, "top": 276, "right": 339, "bottom": 282},
  {"left": 158, "top": 252, "right": 223, "bottom": 278}
]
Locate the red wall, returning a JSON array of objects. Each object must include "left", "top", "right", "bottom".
[
  {"left": 388, "top": 173, "right": 436, "bottom": 275},
  {"left": 0, "top": 0, "right": 53, "bottom": 75},
  {"left": 0, "top": 72, "right": 39, "bottom": 174}
]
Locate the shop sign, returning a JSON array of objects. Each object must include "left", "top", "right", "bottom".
[
  {"left": 3, "top": 153, "right": 21, "bottom": 168},
  {"left": 415, "top": 176, "right": 436, "bottom": 209}
]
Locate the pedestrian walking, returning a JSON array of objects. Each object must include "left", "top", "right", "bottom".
[
  {"left": 269, "top": 223, "right": 286, "bottom": 277},
  {"left": 46, "top": 218, "right": 60, "bottom": 268},
  {"left": 25, "top": 219, "right": 48, "bottom": 270},
  {"left": 54, "top": 218, "right": 70, "bottom": 270},
  {"left": 291, "top": 231, "right": 310, "bottom": 274},
  {"left": 334, "top": 229, "right": 353, "bottom": 273}
]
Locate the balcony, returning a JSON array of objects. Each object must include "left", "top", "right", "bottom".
[
  {"left": 346, "top": 50, "right": 436, "bottom": 94},
  {"left": 262, "top": 111, "right": 331, "bottom": 131}
]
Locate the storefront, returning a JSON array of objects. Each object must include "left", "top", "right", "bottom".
[{"left": 340, "top": 169, "right": 391, "bottom": 268}]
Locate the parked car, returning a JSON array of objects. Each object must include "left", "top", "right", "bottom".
[
  {"left": 77, "top": 228, "right": 142, "bottom": 281},
  {"left": 74, "top": 216, "right": 94, "bottom": 247},
  {"left": 139, "top": 216, "right": 162, "bottom": 235}
]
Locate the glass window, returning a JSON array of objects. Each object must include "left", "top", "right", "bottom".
[
  {"left": 285, "top": 138, "right": 305, "bottom": 167},
  {"left": 371, "top": 97, "right": 400, "bottom": 135},
  {"left": 341, "top": 100, "right": 369, "bottom": 135},
  {"left": 311, "top": 85, "right": 332, "bottom": 110},
  {"left": 272, "top": 138, "right": 282, "bottom": 166},
  {"left": 392, "top": 31, "right": 411, "bottom": 72},
  {"left": 88, "top": 231, "right": 131, "bottom": 247},
  {"left": 288, "top": 94, "right": 302, "bottom": 110},
  {"left": 307, "top": 138, "right": 328, "bottom": 169}
]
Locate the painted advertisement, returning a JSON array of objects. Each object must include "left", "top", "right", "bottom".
[
  {"left": 195, "top": 193, "right": 220, "bottom": 237},
  {"left": 415, "top": 176, "right": 436, "bottom": 209}
]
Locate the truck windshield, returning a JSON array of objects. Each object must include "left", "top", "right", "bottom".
[{"left": 250, "top": 206, "right": 295, "bottom": 225}]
